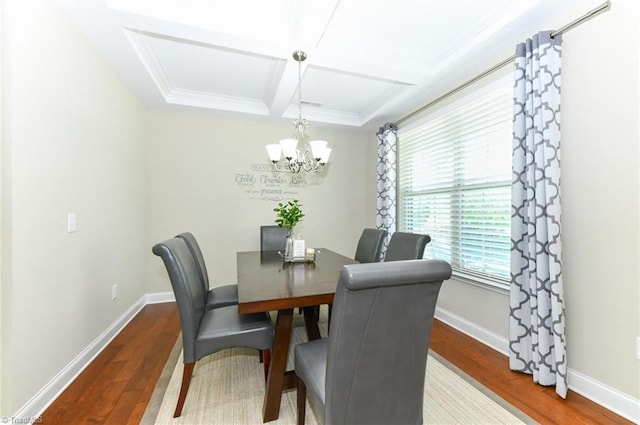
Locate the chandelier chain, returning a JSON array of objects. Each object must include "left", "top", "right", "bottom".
[{"left": 297, "top": 53, "right": 302, "bottom": 122}]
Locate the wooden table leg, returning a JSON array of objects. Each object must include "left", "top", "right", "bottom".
[
  {"left": 302, "top": 306, "right": 322, "bottom": 341},
  {"left": 262, "top": 308, "right": 294, "bottom": 422}
]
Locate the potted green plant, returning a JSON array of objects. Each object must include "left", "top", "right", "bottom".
[{"left": 273, "top": 199, "right": 304, "bottom": 236}]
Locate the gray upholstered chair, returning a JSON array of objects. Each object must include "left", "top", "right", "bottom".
[
  {"left": 260, "top": 225, "right": 289, "bottom": 252},
  {"left": 153, "top": 237, "right": 273, "bottom": 418},
  {"left": 294, "top": 259, "right": 451, "bottom": 425},
  {"left": 384, "top": 231, "right": 430, "bottom": 261},
  {"left": 354, "top": 228, "right": 388, "bottom": 263},
  {"left": 319, "top": 228, "right": 389, "bottom": 324},
  {"left": 176, "top": 232, "right": 238, "bottom": 310}
]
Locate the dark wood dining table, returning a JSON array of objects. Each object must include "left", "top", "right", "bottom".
[{"left": 237, "top": 248, "right": 358, "bottom": 423}]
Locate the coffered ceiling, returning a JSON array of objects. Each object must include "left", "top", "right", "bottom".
[{"left": 55, "top": 0, "right": 601, "bottom": 130}]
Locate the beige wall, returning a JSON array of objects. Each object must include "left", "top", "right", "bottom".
[
  {"left": 145, "top": 110, "right": 376, "bottom": 292},
  {"left": 437, "top": 0, "right": 640, "bottom": 402},
  {"left": 1, "top": 0, "right": 147, "bottom": 413}
]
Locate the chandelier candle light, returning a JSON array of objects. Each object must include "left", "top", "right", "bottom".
[{"left": 266, "top": 51, "right": 332, "bottom": 173}]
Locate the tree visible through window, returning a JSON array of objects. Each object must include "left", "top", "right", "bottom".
[{"left": 398, "top": 76, "right": 512, "bottom": 287}]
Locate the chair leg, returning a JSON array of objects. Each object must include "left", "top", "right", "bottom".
[
  {"left": 174, "top": 362, "right": 195, "bottom": 418},
  {"left": 262, "top": 349, "right": 271, "bottom": 382},
  {"left": 297, "top": 376, "right": 307, "bottom": 425}
]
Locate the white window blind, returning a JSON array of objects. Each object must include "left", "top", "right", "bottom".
[{"left": 398, "top": 77, "right": 512, "bottom": 287}]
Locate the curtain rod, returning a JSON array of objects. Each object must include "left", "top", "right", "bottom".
[{"left": 394, "top": 0, "right": 611, "bottom": 127}]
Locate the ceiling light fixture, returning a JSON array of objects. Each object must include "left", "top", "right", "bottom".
[{"left": 266, "top": 51, "right": 331, "bottom": 173}]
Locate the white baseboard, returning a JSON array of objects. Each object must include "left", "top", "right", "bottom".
[
  {"left": 435, "top": 306, "right": 640, "bottom": 424},
  {"left": 435, "top": 306, "right": 509, "bottom": 355},
  {"left": 144, "top": 291, "right": 175, "bottom": 304},
  {"left": 568, "top": 368, "right": 640, "bottom": 424},
  {"left": 14, "top": 296, "right": 639, "bottom": 424}
]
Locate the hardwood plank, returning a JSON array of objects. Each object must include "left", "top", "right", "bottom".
[
  {"left": 103, "top": 390, "right": 140, "bottom": 425},
  {"left": 38, "top": 303, "right": 633, "bottom": 424}
]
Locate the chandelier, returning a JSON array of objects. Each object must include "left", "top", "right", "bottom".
[{"left": 266, "top": 51, "right": 331, "bottom": 173}]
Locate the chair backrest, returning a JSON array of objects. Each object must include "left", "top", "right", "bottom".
[
  {"left": 152, "top": 237, "right": 206, "bottom": 363},
  {"left": 384, "top": 231, "right": 430, "bottom": 261},
  {"left": 260, "top": 225, "right": 288, "bottom": 252},
  {"left": 325, "top": 259, "right": 451, "bottom": 425},
  {"left": 176, "top": 232, "right": 210, "bottom": 292},
  {"left": 354, "top": 228, "right": 388, "bottom": 263}
]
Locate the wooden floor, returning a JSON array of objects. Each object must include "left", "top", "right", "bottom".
[{"left": 40, "top": 302, "right": 632, "bottom": 425}]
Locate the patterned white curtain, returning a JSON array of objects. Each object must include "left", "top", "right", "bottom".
[
  {"left": 376, "top": 123, "right": 397, "bottom": 259},
  {"left": 510, "top": 31, "right": 567, "bottom": 398}
]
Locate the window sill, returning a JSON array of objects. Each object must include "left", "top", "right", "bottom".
[{"left": 450, "top": 271, "right": 510, "bottom": 295}]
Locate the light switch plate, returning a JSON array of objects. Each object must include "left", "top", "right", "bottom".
[{"left": 636, "top": 337, "right": 640, "bottom": 360}]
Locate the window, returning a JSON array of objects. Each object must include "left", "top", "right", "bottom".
[{"left": 397, "top": 76, "right": 512, "bottom": 287}]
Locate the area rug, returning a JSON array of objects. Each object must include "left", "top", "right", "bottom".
[{"left": 142, "top": 313, "right": 536, "bottom": 425}]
